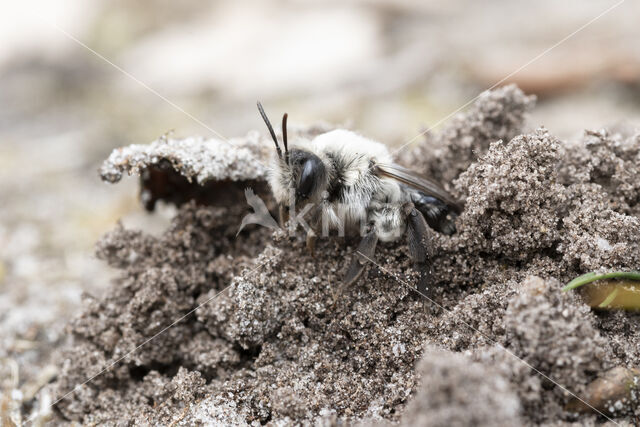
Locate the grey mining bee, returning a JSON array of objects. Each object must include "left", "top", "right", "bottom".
[{"left": 257, "top": 102, "right": 462, "bottom": 294}]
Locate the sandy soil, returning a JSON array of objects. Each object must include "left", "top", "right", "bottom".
[{"left": 24, "top": 85, "right": 637, "bottom": 425}]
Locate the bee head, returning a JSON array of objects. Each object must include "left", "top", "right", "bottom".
[
  {"left": 258, "top": 102, "right": 327, "bottom": 204},
  {"left": 288, "top": 149, "right": 326, "bottom": 202}
]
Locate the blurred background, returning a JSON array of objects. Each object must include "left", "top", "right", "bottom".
[{"left": 1, "top": 0, "right": 639, "bottom": 405}]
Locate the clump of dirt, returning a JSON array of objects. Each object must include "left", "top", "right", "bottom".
[
  {"left": 54, "top": 209, "right": 438, "bottom": 424},
  {"left": 50, "top": 84, "right": 640, "bottom": 425},
  {"left": 503, "top": 276, "right": 613, "bottom": 418},
  {"left": 559, "top": 128, "right": 640, "bottom": 214},
  {"left": 398, "top": 347, "right": 522, "bottom": 427},
  {"left": 99, "top": 132, "right": 272, "bottom": 185},
  {"left": 454, "top": 128, "right": 564, "bottom": 259},
  {"left": 398, "top": 84, "right": 536, "bottom": 185}
]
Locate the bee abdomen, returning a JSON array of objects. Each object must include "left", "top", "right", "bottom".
[{"left": 411, "top": 191, "right": 458, "bottom": 235}]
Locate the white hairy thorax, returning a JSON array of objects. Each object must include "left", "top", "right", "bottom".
[{"left": 268, "top": 129, "right": 412, "bottom": 242}]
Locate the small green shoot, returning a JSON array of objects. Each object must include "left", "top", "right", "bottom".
[
  {"left": 563, "top": 271, "right": 640, "bottom": 310},
  {"left": 597, "top": 288, "right": 619, "bottom": 308},
  {"left": 562, "top": 271, "right": 640, "bottom": 291}
]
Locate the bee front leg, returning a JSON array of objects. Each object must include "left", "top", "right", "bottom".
[
  {"left": 306, "top": 229, "right": 317, "bottom": 256},
  {"left": 279, "top": 204, "right": 289, "bottom": 227},
  {"left": 344, "top": 224, "right": 378, "bottom": 286},
  {"left": 305, "top": 205, "right": 325, "bottom": 256},
  {"left": 403, "top": 202, "right": 434, "bottom": 296}
]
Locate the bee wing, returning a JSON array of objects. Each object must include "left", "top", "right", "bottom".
[{"left": 374, "top": 163, "right": 462, "bottom": 213}]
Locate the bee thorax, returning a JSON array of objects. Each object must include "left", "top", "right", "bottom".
[{"left": 369, "top": 206, "right": 406, "bottom": 242}]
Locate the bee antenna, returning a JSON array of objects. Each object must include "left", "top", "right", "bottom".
[
  {"left": 282, "top": 113, "right": 289, "bottom": 165},
  {"left": 257, "top": 101, "right": 282, "bottom": 160}
]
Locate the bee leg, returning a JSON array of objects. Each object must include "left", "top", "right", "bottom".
[
  {"left": 304, "top": 204, "right": 325, "bottom": 256},
  {"left": 279, "top": 204, "right": 289, "bottom": 227},
  {"left": 344, "top": 225, "right": 378, "bottom": 286},
  {"left": 404, "top": 203, "right": 434, "bottom": 296},
  {"left": 306, "top": 229, "right": 317, "bottom": 256}
]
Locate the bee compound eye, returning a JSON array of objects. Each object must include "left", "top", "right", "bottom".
[{"left": 297, "top": 159, "right": 316, "bottom": 199}]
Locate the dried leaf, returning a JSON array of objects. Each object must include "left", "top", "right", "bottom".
[{"left": 566, "top": 366, "right": 640, "bottom": 415}]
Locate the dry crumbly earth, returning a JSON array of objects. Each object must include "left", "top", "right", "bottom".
[{"left": 48, "top": 85, "right": 640, "bottom": 425}]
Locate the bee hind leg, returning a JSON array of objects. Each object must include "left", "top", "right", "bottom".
[
  {"left": 404, "top": 203, "right": 434, "bottom": 296},
  {"left": 344, "top": 225, "right": 378, "bottom": 286}
]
